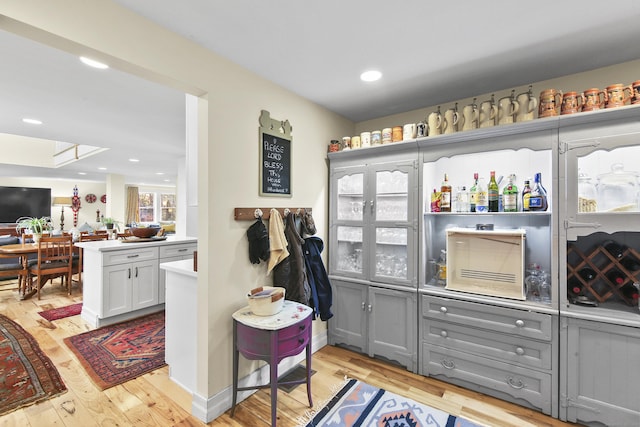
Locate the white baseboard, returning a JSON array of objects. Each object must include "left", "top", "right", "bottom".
[{"left": 191, "top": 329, "right": 327, "bottom": 423}]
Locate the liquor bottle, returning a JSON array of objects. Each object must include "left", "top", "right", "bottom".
[
  {"left": 603, "top": 240, "right": 626, "bottom": 260},
  {"left": 606, "top": 269, "right": 626, "bottom": 286},
  {"left": 440, "top": 173, "right": 452, "bottom": 212},
  {"left": 469, "top": 172, "right": 479, "bottom": 213},
  {"left": 621, "top": 256, "right": 640, "bottom": 271},
  {"left": 430, "top": 188, "right": 441, "bottom": 213},
  {"left": 475, "top": 177, "right": 488, "bottom": 212},
  {"left": 503, "top": 174, "right": 519, "bottom": 212},
  {"left": 528, "top": 172, "right": 548, "bottom": 211},
  {"left": 578, "top": 267, "right": 597, "bottom": 282},
  {"left": 567, "top": 277, "right": 584, "bottom": 298},
  {"left": 488, "top": 171, "right": 499, "bottom": 212},
  {"left": 521, "top": 179, "right": 532, "bottom": 212}
]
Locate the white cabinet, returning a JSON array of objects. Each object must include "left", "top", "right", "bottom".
[
  {"left": 158, "top": 243, "right": 196, "bottom": 304},
  {"left": 103, "top": 256, "right": 159, "bottom": 318},
  {"left": 328, "top": 279, "right": 417, "bottom": 371}
]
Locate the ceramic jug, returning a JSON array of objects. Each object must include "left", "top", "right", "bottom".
[
  {"left": 403, "top": 123, "right": 416, "bottom": 140},
  {"left": 416, "top": 121, "right": 427, "bottom": 137},
  {"left": 582, "top": 88, "right": 606, "bottom": 111},
  {"left": 538, "top": 89, "right": 562, "bottom": 118},
  {"left": 605, "top": 83, "right": 632, "bottom": 108},
  {"left": 427, "top": 107, "right": 443, "bottom": 136},
  {"left": 479, "top": 95, "right": 497, "bottom": 128},
  {"left": 632, "top": 80, "right": 640, "bottom": 104},
  {"left": 461, "top": 99, "right": 478, "bottom": 131},
  {"left": 442, "top": 104, "right": 459, "bottom": 134},
  {"left": 497, "top": 90, "right": 519, "bottom": 125},
  {"left": 560, "top": 91, "right": 583, "bottom": 115},
  {"left": 515, "top": 86, "right": 538, "bottom": 122}
]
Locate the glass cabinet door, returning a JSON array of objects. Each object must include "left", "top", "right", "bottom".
[
  {"left": 370, "top": 162, "right": 416, "bottom": 286},
  {"left": 332, "top": 167, "right": 366, "bottom": 278}
]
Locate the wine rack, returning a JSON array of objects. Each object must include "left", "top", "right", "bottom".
[{"left": 567, "top": 243, "right": 640, "bottom": 306}]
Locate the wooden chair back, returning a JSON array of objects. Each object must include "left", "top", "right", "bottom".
[
  {"left": 29, "top": 235, "right": 74, "bottom": 299},
  {"left": 74, "top": 233, "right": 109, "bottom": 290}
]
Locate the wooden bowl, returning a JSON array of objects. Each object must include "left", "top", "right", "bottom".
[{"left": 130, "top": 227, "right": 159, "bottom": 238}]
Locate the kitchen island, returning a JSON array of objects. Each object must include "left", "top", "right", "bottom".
[{"left": 76, "top": 236, "right": 197, "bottom": 327}]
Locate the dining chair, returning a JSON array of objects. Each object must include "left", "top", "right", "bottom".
[
  {"left": 0, "top": 253, "right": 27, "bottom": 296},
  {"left": 72, "top": 233, "right": 109, "bottom": 291},
  {"left": 28, "top": 235, "right": 74, "bottom": 300}
]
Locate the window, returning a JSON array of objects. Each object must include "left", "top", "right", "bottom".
[{"left": 137, "top": 191, "right": 176, "bottom": 223}]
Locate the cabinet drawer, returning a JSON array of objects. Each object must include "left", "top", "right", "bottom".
[
  {"left": 159, "top": 244, "right": 196, "bottom": 258},
  {"left": 423, "top": 343, "right": 551, "bottom": 414},
  {"left": 421, "top": 295, "right": 552, "bottom": 341},
  {"left": 279, "top": 316, "right": 311, "bottom": 340},
  {"left": 103, "top": 247, "right": 158, "bottom": 266},
  {"left": 236, "top": 317, "right": 310, "bottom": 359},
  {"left": 423, "top": 319, "right": 552, "bottom": 370}
]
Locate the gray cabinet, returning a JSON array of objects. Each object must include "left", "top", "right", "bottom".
[
  {"left": 420, "top": 294, "right": 558, "bottom": 415},
  {"left": 563, "top": 317, "right": 640, "bottom": 427},
  {"left": 329, "top": 279, "right": 417, "bottom": 372}
]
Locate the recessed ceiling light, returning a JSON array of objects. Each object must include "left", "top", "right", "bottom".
[
  {"left": 22, "top": 118, "right": 42, "bottom": 125},
  {"left": 129, "top": 158, "right": 140, "bottom": 163},
  {"left": 164, "top": 179, "right": 170, "bottom": 182},
  {"left": 360, "top": 70, "right": 382, "bottom": 82},
  {"left": 98, "top": 167, "right": 107, "bottom": 171},
  {"left": 78, "top": 172, "right": 87, "bottom": 175},
  {"left": 79, "top": 56, "right": 109, "bottom": 69},
  {"left": 156, "top": 172, "right": 164, "bottom": 175}
]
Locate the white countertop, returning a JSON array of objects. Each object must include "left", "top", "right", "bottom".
[
  {"left": 75, "top": 235, "right": 197, "bottom": 252},
  {"left": 160, "top": 259, "right": 197, "bottom": 278}
]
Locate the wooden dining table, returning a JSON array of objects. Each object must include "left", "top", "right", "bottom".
[{"left": 0, "top": 242, "right": 78, "bottom": 300}]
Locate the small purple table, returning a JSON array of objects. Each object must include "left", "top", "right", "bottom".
[{"left": 231, "top": 301, "right": 313, "bottom": 426}]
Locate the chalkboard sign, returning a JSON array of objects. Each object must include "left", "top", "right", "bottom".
[{"left": 260, "top": 132, "right": 291, "bottom": 196}]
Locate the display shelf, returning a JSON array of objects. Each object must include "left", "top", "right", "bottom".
[{"left": 567, "top": 243, "right": 640, "bottom": 306}]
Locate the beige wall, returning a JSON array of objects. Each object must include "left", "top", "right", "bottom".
[
  {"left": 0, "top": 0, "right": 353, "bottom": 413},
  {"left": 355, "top": 59, "right": 640, "bottom": 134}
]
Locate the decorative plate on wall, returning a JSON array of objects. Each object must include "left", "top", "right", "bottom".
[
  {"left": 85, "top": 193, "right": 97, "bottom": 203},
  {"left": 100, "top": 194, "right": 107, "bottom": 204}
]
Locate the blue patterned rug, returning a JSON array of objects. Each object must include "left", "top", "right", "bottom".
[{"left": 300, "top": 378, "right": 481, "bottom": 427}]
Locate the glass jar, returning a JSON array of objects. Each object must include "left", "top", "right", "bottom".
[
  {"left": 577, "top": 170, "right": 597, "bottom": 212},
  {"left": 596, "top": 163, "right": 639, "bottom": 212}
]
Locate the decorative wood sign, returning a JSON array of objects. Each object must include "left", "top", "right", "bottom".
[{"left": 259, "top": 110, "right": 292, "bottom": 197}]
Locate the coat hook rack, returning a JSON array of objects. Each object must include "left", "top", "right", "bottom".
[{"left": 234, "top": 207, "right": 312, "bottom": 221}]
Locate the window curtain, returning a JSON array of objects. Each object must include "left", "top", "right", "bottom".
[{"left": 126, "top": 186, "right": 140, "bottom": 225}]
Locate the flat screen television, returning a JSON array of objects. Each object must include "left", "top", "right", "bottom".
[{"left": 0, "top": 186, "right": 52, "bottom": 223}]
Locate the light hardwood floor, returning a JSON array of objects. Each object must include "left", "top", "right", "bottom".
[{"left": 0, "top": 278, "right": 581, "bottom": 427}]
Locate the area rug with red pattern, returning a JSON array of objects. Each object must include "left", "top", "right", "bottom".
[
  {"left": 0, "top": 314, "right": 67, "bottom": 415},
  {"left": 63, "top": 311, "right": 165, "bottom": 390},
  {"left": 38, "top": 303, "right": 83, "bottom": 321},
  {"left": 298, "top": 378, "right": 482, "bottom": 427}
]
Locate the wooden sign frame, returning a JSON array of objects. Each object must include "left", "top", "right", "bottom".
[{"left": 259, "top": 110, "right": 292, "bottom": 197}]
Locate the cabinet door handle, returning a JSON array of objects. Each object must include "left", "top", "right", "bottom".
[
  {"left": 441, "top": 359, "right": 455, "bottom": 370},
  {"left": 128, "top": 268, "right": 131, "bottom": 279},
  {"left": 440, "top": 330, "right": 448, "bottom": 338},
  {"left": 135, "top": 267, "right": 138, "bottom": 277},
  {"left": 367, "top": 304, "right": 372, "bottom": 312},
  {"left": 127, "top": 254, "right": 140, "bottom": 258},
  {"left": 361, "top": 301, "right": 366, "bottom": 311},
  {"left": 515, "top": 320, "right": 525, "bottom": 328},
  {"left": 439, "top": 306, "right": 448, "bottom": 314},
  {"left": 515, "top": 347, "right": 525, "bottom": 356},
  {"left": 506, "top": 376, "right": 525, "bottom": 389},
  {"left": 370, "top": 200, "right": 374, "bottom": 214},
  {"left": 178, "top": 248, "right": 188, "bottom": 252}
]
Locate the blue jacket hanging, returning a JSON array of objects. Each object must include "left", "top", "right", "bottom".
[{"left": 302, "top": 236, "right": 333, "bottom": 321}]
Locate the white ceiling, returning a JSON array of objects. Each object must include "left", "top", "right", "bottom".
[{"left": 2, "top": 1, "right": 640, "bottom": 185}]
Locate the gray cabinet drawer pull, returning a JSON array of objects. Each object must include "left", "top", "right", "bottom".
[
  {"left": 441, "top": 359, "right": 455, "bottom": 370},
  {"left": 515, "top": 347, "right": 525, "bottom": 356},
  {"left": 506, "top": 376, "right": 525, "bottom": 389},
  {"left": 440, "top": 330, "right": 448, "bottom": 338},
  {"left": 439, "top": 306, "right": 448, "bottom": 314},
  {"left": 515, "top": 319, "right": 525, "bottom": 327}
]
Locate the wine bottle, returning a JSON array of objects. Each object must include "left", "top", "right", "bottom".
[
  {"left": 503, "top": 174, "right": 518, "bottom": 212},
  {"left": 621, "top": 256, "right": 640, "bottom": 271},
  {"left": 567, "top": 277, "right": 584, "bottom": 297},
  {"left": 603, "top": 240, "right": 626, "bottom": 260},
  {"left": 475, "top": 177, "right": 488, "bottom": 213},
  {"left": 578, "top": 267, "right": 597, "bottom": 282},
  {"left": 521, "top": 179, "right": 532, "bottom": 212},
  {"left": 606, "top": 269, "right": 626, "bottom": 286},
  {"left": 469, "top": 172, "right": 478, "bottom": 213},
  {"left": 528, "top": 172, "right": 548, "bottom": 211},
  {"left": 488, "top": 171, "right": 499, "bottom": 212},
  {"left": 620, "top": 283, "right": 640, "bottom": 301},
  {"left": 441, "top": 173, "right": 452, "bottom": 212}
]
